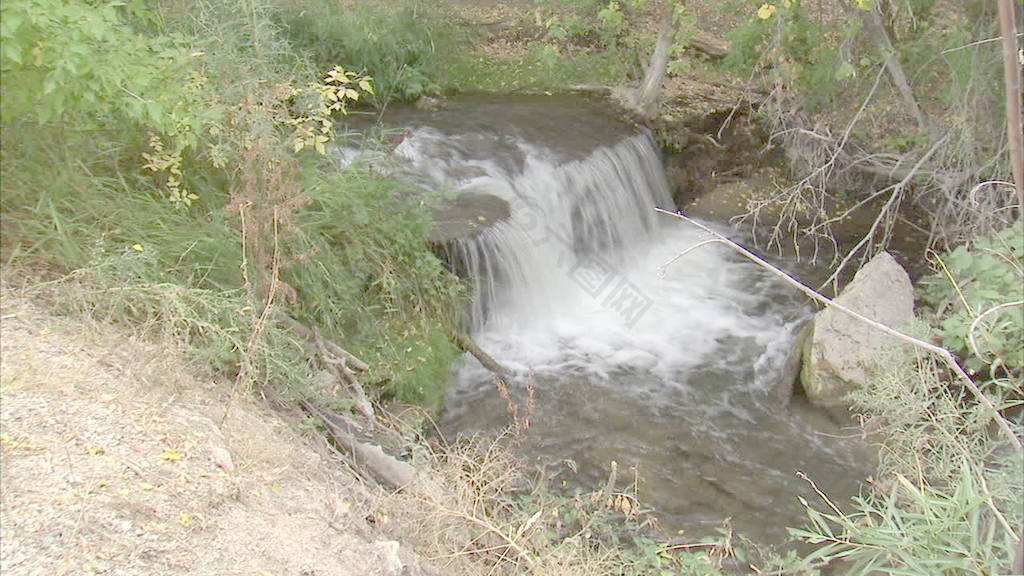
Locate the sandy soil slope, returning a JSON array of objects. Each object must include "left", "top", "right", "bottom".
[{"left": 0, "top": 295, "right": 432, "bottom": 576}]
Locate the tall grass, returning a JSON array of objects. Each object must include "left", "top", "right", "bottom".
[
  {"left": 274, "top": 0, "right": 464, "bottom": 102},
  {"left": 0, "top": 0, "right": 465, "bottom": 409},
  {"left": 448, "top": 42, "right": 634, "bottom": 93},
  {"left": 790, "top": 319, "right": 1023, "bottom": 574}
]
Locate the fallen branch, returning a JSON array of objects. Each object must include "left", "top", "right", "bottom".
[
  {"left": 281, "top": 315, "right": 376, "bottom": 424},
  {"left": 302, "top": 400, "right": 418, "bottom": 490},
  {"left": 312, "top": 326, "right": 376, "bottom": 425},
  {"left": 655, "top": 207, "right": 1022, "bottom": 451},
  {"left": 688, "top": 38, "right": 728, "bottom": 60},
  {"left": 283, "top": 316, "right": 368, "bottom": 371},
  {"left": 452, "top": 331, "right": 512, "bottom": 379}
]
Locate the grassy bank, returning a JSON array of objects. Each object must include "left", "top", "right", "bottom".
[{"left": 0, "top": 0, "right": 467, "bottom": 409}]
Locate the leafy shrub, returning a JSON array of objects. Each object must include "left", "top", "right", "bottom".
[
  {"left": 724, "top": 0, "right": 850, "bottom": 109},
  {"left": 1, "top": 0, "right": 466, "bottom": 409},
  {"left": 919, "top": 223, "right": 1024, "bottom": 377},
  {"left": 0, "top": 0, "right": 224, "bottom": 150}
]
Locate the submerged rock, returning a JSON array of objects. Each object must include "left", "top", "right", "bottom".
[
  {"left": 774, "top": 321, "right": 811, "bottom": 407},
  {"left": 427, "top": 190, "right": 510, "bottom": 244},
  {"left": 800, "top": 252, "right": 914, "bottom": 408}
]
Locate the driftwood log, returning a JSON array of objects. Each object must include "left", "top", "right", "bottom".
[{"left": 302, "top": 400, "right": 418, "bottom": 490}]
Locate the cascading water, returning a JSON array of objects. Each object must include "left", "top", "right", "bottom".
[{"left": 389, "top": 95, "right": 872, "bottom": 545}]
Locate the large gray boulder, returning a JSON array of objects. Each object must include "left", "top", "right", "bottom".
[{"left": 800, "top": 252, "right": 914, "bottom": 408}]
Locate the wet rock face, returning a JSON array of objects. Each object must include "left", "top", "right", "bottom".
[
  {"left": 800, "top": 252, "right": 914, "bottom": 408},
  {"left": 427, "top": 191, "right": 511, "bottom": 244}
]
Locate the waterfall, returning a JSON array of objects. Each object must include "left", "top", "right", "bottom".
[
  {"left": 398, "top": 129, "right": 672, "bottom": 327},
  {"left": 396, "top": 126, "right": 801, "bottom": 381},
  {"left": 390, "top": 99, "right": 869, "bottom": 544}
]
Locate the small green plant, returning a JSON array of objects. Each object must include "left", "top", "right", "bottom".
[
  {"left": 792, "top": 465, "right": 1019, "bottom": 575},
  {"left": 919, "top": 223, "right": 1024, "bottom": 377},
  {"left": 288, "top": 65, "right": 374, "bottom": 154},
  {"left": 596, "top": 1, "right": 626, "bottom": 45}
]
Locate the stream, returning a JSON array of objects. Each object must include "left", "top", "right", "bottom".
[{"left": 375, "top": 94, "right": 874, "bottom": 546}]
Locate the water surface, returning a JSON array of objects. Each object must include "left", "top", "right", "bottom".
[{"left": 384, "top": 94, "right": 874, "bottom": 545}]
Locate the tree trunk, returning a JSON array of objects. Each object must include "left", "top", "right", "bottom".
[
  {"left": 631, "top": 6, "right": 676, "bottom": 119},
  {"left": 997, "top": 0, "right": 1024, "bottom": 212},
  {"left": 858, "top": 5, "right": 930, "bottom": 135}
]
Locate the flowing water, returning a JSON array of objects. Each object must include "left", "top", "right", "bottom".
[{"left": 384, "top": 95, "right": 873, "bottom": 545}]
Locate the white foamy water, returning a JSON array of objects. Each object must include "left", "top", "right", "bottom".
[{"left": 397, "top": 128, "right": 800, "bottom": 383}]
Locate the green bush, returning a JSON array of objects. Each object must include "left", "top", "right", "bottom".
[
  {"left": 0, "top": 0, "right": 197, "bottom": 133},
  {"left": 723, "top": 0, "right": 850, "bottom": 109},
  {"left": 919, "top": 223, "right": 1024, "bottom": 377}
]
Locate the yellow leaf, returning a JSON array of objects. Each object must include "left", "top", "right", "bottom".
[
  {"left": 162, "top": 448, "right": 183, "bottom": 461},
  {"left": 131, "top": 244, "right": 144, "bottom": 252},
  {"left": 179, "top": 512, "right": 191, "bottom": 527},
  {"left": 757, "top": 3, "right": 777, "bottom": 19},
  {"left": 139, "top": 482, "right": 156, "bottom": 491}
]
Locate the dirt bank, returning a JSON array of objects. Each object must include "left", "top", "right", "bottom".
[{"left": 0, "top": 292, "right": 436, "bottom": 576}]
